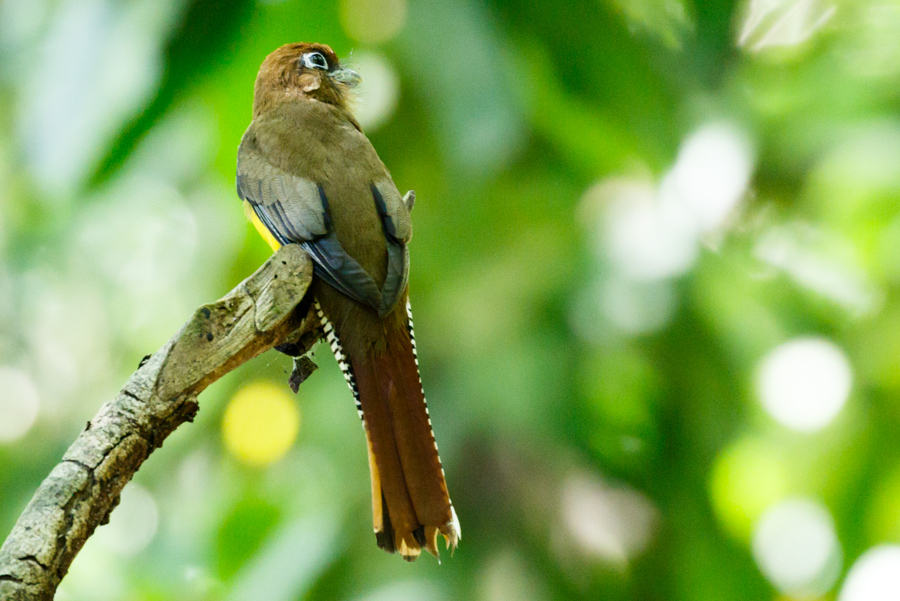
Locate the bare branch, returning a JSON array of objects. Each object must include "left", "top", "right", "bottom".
[{"left": 0, "top": 245, "right": 319, "bottom": 601}]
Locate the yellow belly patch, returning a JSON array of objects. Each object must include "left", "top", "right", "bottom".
[{"left": 243, "top": 200, "right": 282, "bottom": 251}]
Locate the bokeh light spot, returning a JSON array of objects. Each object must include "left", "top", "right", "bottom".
[
  {"left": 602, "top": 277, "right": 676, "bottom": 334},
  {"left": 839, "top": 545, "right": 900, "bottom": 601},
  {"left": 588, "top": 122, "right": 752, "bottom": 286},
  {"left": 222, "top": 380, "right": 300, "bottom": 466},
  {"left": 601, "top": 177, "right": 698, "bottom": 281},
  {"left": 561, "top": 472, "right": 657, "bottom": 566},
  {"left": 94, "top": 483, "right": 159, "bottom": 556},
  {"left": 738, "top": 0, "right": 836, "bottom": 52},
  {"left": 356, "top": 580, "right": 444, "bottom": 601},
  {"left": 340, "top": 0, "right": 407, "bottom": 44},
  {"left": 663, "top": 122, "right": 753, "bottom": 233},
  {"left": 754, "top": 223, "right": 879, "bottom": 316},
  {"left": 0, "top": 366, "right": 40, "bottom": 443},
  {"left": 709, "top": 437, "right": 788, "bottom": 540},
  {"left": 757, "top": 337, "right": 852, "bottom": 432},
  {"left": 352, "top": 51, "right": 400, "bottom": 132},
  {"left": 866, "top": 464, "right": 900, "bottom": 543},
  {"left": 752, "top": 497, "right": 842, "bottom": 596},
  {"left": 480, "top": 551, "right": 549, "bottom": 601}
]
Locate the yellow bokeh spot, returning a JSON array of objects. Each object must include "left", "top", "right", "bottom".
[
  {"left": 709, "top": 436, "right": 788, "bottom": 541},
  {"left": 866, "top": 463, "right": 900, "bottom": 542},
  {"left": 339, "top": 0, "right": 407, "bottom": 44},
  {"left": 222, "top": 380, "right": 300, "bottom": 466}
]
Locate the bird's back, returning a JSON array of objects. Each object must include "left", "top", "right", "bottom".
[{"left": 244, "top": 100, "right": 403, "bottom": 353}]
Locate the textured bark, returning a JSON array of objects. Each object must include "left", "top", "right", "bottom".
[{"left": 0, "top": 245, "right": 320, "bottom": 601}]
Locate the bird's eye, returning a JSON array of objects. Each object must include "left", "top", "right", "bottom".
[{"left": 302, "top": 51, "right": 329, "bottom": 70}]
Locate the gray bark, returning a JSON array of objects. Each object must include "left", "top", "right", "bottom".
[{"left": 0, "top": 245, "right": 320, "bottom": 600}]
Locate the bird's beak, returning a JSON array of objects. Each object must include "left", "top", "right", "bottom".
[{"left": 330, "top": 68, "right": 361, "bottom": 88}]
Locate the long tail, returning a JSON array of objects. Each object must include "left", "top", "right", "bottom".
[{"left": 316, "top": 300, "right": 460, "bottom": 561}]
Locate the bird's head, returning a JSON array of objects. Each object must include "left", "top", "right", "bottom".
[{"left": 252, "top": 43, "right": 361, "bottom": 117}]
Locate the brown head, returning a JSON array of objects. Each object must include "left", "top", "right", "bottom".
[{"left": 252, "top": 43, "right": 361, "bottom": 118}]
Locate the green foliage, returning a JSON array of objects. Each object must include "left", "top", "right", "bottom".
[
  {"left": 2, "top": 0, "right": 900, "bottom": 599},
  {"left": 216, "top": 498, "right": 283, "bottom": 581}
]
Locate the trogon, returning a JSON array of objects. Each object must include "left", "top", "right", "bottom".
[{"left": 235, "top": 43, "right": 460, "bottom": 561}]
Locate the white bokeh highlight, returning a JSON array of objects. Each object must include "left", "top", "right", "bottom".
[
  {"left": 757, "top": 337, "right": 852, "bottom": 431},
  {"left": 603, "top": 178, "right": 699, "bottom": 281},
  {"left": 16, "top": 0, "right": 179, "bottom": 195},
  {"left": 840, "top": 545, "right": 900, "bottom": 601},
  {"left": 662, "top": 123, "right": 753, "bottom": 234},
  {"left": 480, "top": 552, "right": 549, "bottom": 601},
  {"left": 752, "top": 498, "right": 842, "bottom": 596},
  {"left": 579, "top": 122, "right": 753, "bottom": 334},
  {"left": 754, "top": 222, "right": 880, "bottom": 317},
  {"left": 738, "top": 0, "right": 836, "bottom": 52},
  {"left": 595, "top": 123, "right": 752, "bottom": 284},
  {"left": 94, "top": 483, "right": 159, "bottom": 556},
  {"left": 561, "top": 472, "right": 658, "bottom": 566},
  {"left": 352, "top": 51, "right": 400, "bottom": 132},
  {"left": 0, "top": 366, "right": 40, "bottom": 442},
  {"left": 353, "top": 580, "right": 444, "bottom": 601}
]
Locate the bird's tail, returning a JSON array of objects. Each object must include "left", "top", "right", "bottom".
[{"left": 316, "top": 301, "right": 460, "bottom": 561}]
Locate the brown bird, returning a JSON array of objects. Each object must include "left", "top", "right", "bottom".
[{"left": 235, "top": 43, "right": 460, "bottom": 560}]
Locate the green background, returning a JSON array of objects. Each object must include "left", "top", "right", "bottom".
[{"left": 2, "top": 0, "right": 900, "bottom": 599}]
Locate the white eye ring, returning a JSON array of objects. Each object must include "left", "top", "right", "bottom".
[{"left": 302, "top": 52, "right": 329, "bottom": 70}]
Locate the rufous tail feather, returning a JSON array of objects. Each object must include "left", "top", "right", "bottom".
[{"left": 315, "top": 300, "right": 460, "bottom": 561}]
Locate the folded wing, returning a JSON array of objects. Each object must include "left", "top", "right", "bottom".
[{"left": 237, "top": 134, "right": 410, "bottom": 317}]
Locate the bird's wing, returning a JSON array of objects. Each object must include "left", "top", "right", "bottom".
[
  {"left": 237, "top": 135, "right": 408, "bottom": 316},
  {"left": 371, "top": 181, "right": 411, "bottom": 315}
]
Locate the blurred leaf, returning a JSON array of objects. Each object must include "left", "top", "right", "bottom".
[{"left": 216, "top": 497, "right": 282, "bottom": 581}]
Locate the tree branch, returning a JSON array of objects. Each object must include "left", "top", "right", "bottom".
[{"left": 0, "top": 245, "right": 320, "bottom": 601}]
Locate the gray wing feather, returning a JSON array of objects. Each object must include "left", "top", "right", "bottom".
[
  {"left": 379, "top": 243, "right": 409, "bottom": 315},
  {"left": 372, "top": 179, "right": 412, "bottom": 243},
  {"left": 237, "top": 144, "right": 328, "bottom": 240},
  {"left": 371, "top": 183, "right": 411, "bottom": 314},
  {"left": 237, "top": 137, "right": 411, "bottom": 317}
]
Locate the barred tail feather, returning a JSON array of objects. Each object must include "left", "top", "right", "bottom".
[{"left": 315, "top": 300, "right": 459, "bottom": 560}]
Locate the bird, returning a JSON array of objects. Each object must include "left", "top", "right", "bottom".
[{"left": 235, "top": 43, "right": 460, "bottom": 561}]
